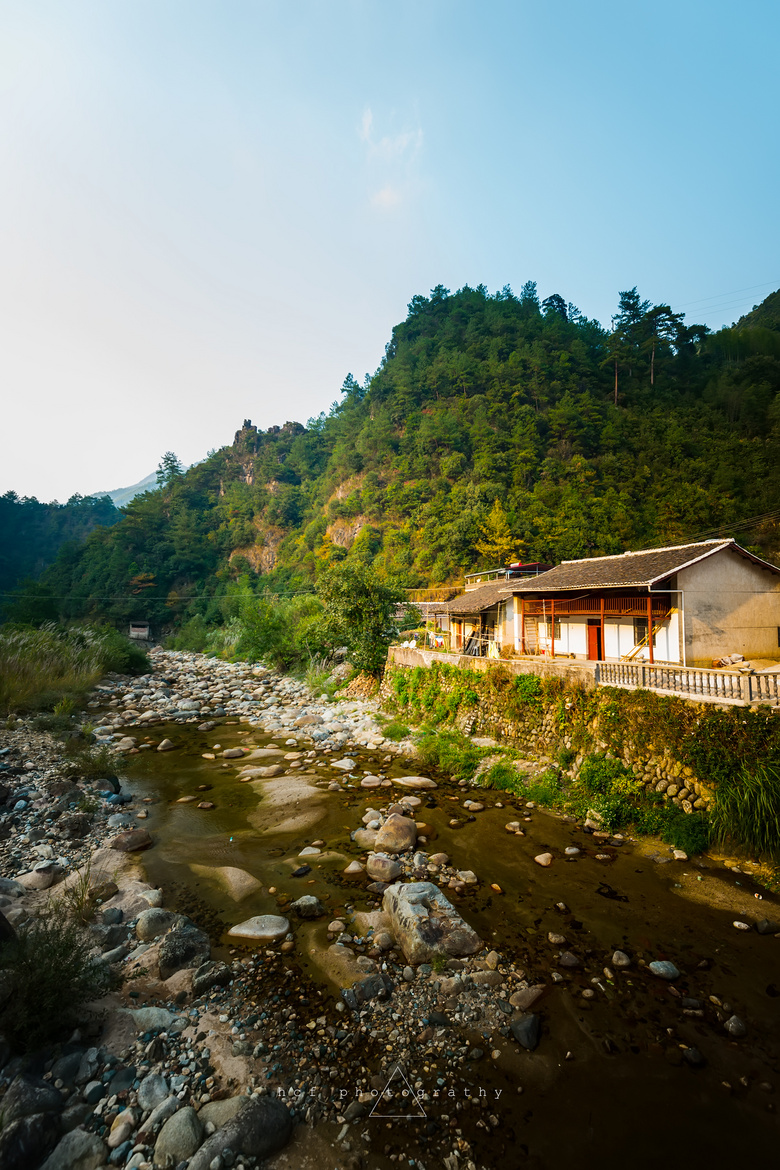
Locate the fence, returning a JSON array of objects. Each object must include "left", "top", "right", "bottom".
[{"left": 597, "top": 661, "right": 780, "bottom": 706}]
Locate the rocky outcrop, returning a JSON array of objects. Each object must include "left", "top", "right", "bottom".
[{"left": 382, "top": 882, "right": 482, "bottom": 965}]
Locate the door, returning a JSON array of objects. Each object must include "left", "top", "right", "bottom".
[{"left": 587, "top": 620, "right": 602, "bottom": 661}]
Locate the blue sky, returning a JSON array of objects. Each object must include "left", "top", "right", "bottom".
[{"left": 1, "top": 0, "right": 778, "bottom": 500}]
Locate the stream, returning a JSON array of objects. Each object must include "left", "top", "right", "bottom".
[{"left": 118, "top": 714, "right": 780, "bottom": 1168}]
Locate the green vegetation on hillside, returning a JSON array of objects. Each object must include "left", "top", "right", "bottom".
[
  {"left": 7, "top": 282, "right": 780, "bottom": 641},
  {"left": 0, "top": 492, "right": 120, "bottom": 615}
]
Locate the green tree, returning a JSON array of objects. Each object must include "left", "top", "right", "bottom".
[
  {"left": 317, "top": 562, "right": 407, "bottom": 676},
  {"left": 475, "top": 498, "right": 520, "bottom": 565},
  {"left": 156, "top": 452, "right": 184, "bottom": 488}
]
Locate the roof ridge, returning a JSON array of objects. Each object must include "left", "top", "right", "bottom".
[{"left": 558, "top": 538, "right": 733, "bottom": 566}]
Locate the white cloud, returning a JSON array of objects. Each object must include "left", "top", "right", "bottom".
[
  {"left": 359, "top": 106, "right": 423, "bottom": 212},
  {"left": 359, "top": 106, "right": 423, "bottom": 162},
  {"left": 371, "top": 185, "right": 402, "bottom": 210}
]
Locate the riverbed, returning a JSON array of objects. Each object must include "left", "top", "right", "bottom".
[{"left": 117, "top": 707, "right": 780, "bottom": 1169}]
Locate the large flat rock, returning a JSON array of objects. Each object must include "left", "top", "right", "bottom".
[
  {"left": 383, "top": 882, "right": 482, "bottom": 965},
  {"left": 227, "top": 915, "right": 290, "bottom": 943},
  {"left": 190, "top": 865, "right": 262, "bottom": 901}
]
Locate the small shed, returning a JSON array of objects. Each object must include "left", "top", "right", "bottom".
[{"left": 128, "top": 622, "right": 151, "bottom": 641}]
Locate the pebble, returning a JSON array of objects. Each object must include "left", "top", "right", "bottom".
[
  {"left": 534, "top": 853, "right": 553, "bottom": 867},
  {"left": 649, "top": 961, "right": 680, "bottom": 980}
]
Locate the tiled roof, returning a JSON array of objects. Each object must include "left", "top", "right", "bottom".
[
  {"left": 511, "top": 539, "right": 780, "bottom": 592},
  {"left": 446, "top": 581, "right": 513, "bottom": 615}
]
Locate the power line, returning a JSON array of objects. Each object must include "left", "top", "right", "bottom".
[{"left": 672, "top": 279, "right": 779, "bottom": 311}]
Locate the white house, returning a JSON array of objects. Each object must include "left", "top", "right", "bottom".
[{"left": 446, "top": 539, "right": 780, "bottom": 666}]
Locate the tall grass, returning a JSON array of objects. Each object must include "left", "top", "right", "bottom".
[
  {"left": 0, "top": 622, "right": 149, "bottom": 715},
  {"left": 710, "top": 763, "right": 780, "bottom": 860}
]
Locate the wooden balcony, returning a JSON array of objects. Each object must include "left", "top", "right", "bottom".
[{"left": 521, "top": 595, "right": 671, "bottom": 619}]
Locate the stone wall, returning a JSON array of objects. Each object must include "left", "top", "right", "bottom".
[{"left": 383, "top": 655, "right": 718, "bottom": 813}]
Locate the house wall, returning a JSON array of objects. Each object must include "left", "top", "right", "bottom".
[
  {"left": 678, "top": 549, "right": 780, "bottom": 664},
  {"left": 520, "top": 613, "right": 680, "bottom": 663}
]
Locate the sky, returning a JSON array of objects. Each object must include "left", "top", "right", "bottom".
[{"left": 1, "top": 0, "right": 778, "bottom": 502}]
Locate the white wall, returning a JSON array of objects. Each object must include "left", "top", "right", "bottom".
[{"left": 677, "top": 547, "right": 780, "bottom": 664}]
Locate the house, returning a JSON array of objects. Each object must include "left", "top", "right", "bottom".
[{"left": 446, "top": 540, "right": 780, "bottom": 666}]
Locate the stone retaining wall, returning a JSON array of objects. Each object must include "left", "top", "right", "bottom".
[{"left": 383, "top": 653, "right": 715, "bottom": 813}]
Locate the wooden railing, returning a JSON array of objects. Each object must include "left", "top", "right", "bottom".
[
  {"left": 598, "top": 662, "right": 780, "bottom": 706},
  {"left": 523, "top": 596, "right": 670, "bottom": 618}
]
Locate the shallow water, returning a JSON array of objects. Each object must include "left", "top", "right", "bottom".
[{"left": 120, "top": 719, "right": 780, "bottom": 1166}]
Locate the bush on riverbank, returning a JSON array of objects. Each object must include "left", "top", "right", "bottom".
[
  {"left": 0, "top": 622, "right": 149, "bottom": 716},
  {"left": 0, "top": 908, "right": 116, "bottom": 1051}
]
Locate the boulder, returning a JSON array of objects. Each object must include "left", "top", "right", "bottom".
[
  {"left": 135, "top": 908, "right": 181, "bottom": 941},
  {"left": 341, "top": 972, "right": 394, "bottom": 1009},
  {"left": 227, "top": 915, "right": 289, "bottom": 944},
  {"left": 353, "top": 828, "right": 378, "bottom": 849},
  {"left": 0, "top": 1112, "right": 60, "bottom": 1170},
  {"left": 110, "top": 829, "right": 153, "bottom": 853},
  {"left": 158, "top": 922, "right": 210, "bottom": 980},
  {"left": 137, "top": 1097, "right": 181, "bottom": 1145},
  {"left": 137, "top": 1073, "right": 169, "bottom": 1113},
  {"left": 192, "top": 960, "right": 232, "bottom": 995},
  {"left": 187, "top": 1098, "right": 292, "bottom": 1170},
  {"left": 240, "top": 765, "right": 285, "bottom": 779},
  {"left": 154, "top": 1106, "right": 203, "bottom": 1167},
  {"left": 2, "top": 1075, "right": 64, "bottom": 1124},
  {"left": 510, "top": 1013, "right": 541, "bottom": 1051},
  {"left": 374, "top": 813, "right": 417, "bottom": 854},
  {"left": 197, "top": 1095, "right": 249, "bottom": 1128},
  {"left": 290, "top": 895, "right": 325, "bottom": 919},
  {"left": 649, "top": 960, "right": 680, "bottom": 980},
  {"left": 382, "top": 882, "right": 481, "bottom": 965},
  {"left": 17, "top": 862, "right": 57, "bottom": 891},
  {"left": 392, "top": 776, "right": 437, "bottom": 789},
  {"left": 366, "top": 853, "right": 402, "bottom": 882}
]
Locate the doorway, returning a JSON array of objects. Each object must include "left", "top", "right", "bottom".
[{"left": 587, "top": 619, "right": 602, "bottom": 661}]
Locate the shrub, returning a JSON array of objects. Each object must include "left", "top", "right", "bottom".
[
  {"left": 381, "top": 721, "right": 411, "bottom": 742},
  {"left": 482, "top": 760, "right": 523, "bottom": 793},
  {"left": 661, "top": 810, "right": 711, "bottom": 855},
  {"left": 0, "top": 909, "right": 116, "bottom": 1051},
  {"left": 415, "top": 729, "right": 485, "bottom": 782},
  {"left": 524, "top": 768, "right": 565, "bottom": 808}
]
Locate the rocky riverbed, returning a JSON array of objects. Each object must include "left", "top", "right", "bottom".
[{"left": 1, "top": 648, "right": 779, "bottom": 1170}]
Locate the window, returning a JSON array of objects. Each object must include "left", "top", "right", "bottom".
[
  {"left": 542, "top": 619, "right": 562, "bottom": 640},
  {"left": 634, "top": 618, "right": 656, "bottom": 647}
]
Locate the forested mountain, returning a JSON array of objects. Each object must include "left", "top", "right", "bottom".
[
  {"left": 7, "top": 282, "right": 780, "bottom": 636},
  {"left": 0, "top": 492, "right": 120, "bottom": 610}
]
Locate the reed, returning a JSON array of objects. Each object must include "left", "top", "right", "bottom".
[
  {"left": 0, "top": 622, "right": 148, "bottom": 714},
  {"left": 710, "top": 763, "right": 780, "bottom": 860}
]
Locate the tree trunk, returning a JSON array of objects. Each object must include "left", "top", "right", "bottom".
[
  {"left": 651, "top": 339, "right": 655, "bottom": 386},
  {"left": 614, "top": 359, "right": 618, "bottom": 406}
]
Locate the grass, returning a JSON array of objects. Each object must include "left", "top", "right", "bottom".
[
  {"left": 0, "top": 622, "right": 149, "bottom": 716},
  {"left": 378, "top": 719, "right": 411, "bottom": 741},
  {"left": 709, "top": 763, "right": 780, "bottom": 860},
  {"left": 58, "top": 859, "right": 102, "bottom": 927},
  {"left": 416, "top": 728, "right": 493, "bottom": 783}
]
